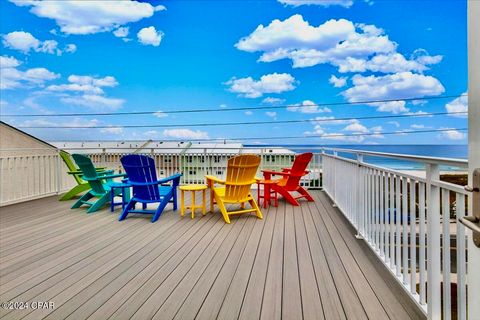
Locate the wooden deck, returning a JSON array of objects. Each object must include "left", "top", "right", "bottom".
[{"left": 0, "top": 191, "right": 425, "bottom": 320}]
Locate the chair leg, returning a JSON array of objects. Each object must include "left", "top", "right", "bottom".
[
  {"left": 273, "top": 186, "right": 300, "bottom": 206},
  {"left": 172, "top": 188, "right": 178, "bottom": 211},
  {"left": 248, "top": 196, "right": 263, "bottom": 220},
  {"left": 152, "top": 192, "right": 172, "bottom": 223},
  {"left": 210, "top": 189, "right": 215, "bottom": 213},
  {"left": 119, "top": 199, "right": 136, "bottom": 221},
  {"left": 180, "top": 190, "right": 185, "bottom": 217},
  {"left": 87, "top": 193, "right": 109, "bottom": 213},
  {"left": 60, "top": 183, "right": 90, "bottom": 201},
  {"left": 214, "top": 193, "right": 230, "bottom": 224},
  {"left": 71, "top": 192, "right": 93, "bottom": 209},
  {"left": 297, "top": 186, "right": 314, "bottom": 202}
]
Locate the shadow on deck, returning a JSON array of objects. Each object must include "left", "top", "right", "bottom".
[{"left": 0, "top": 190, "right": 425, "bottom": 320}]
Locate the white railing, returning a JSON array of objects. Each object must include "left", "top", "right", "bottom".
[
  {"left": 0, "top": 154, "right": 75, "bottom": 206},
  {"left": 322, "top": 148, "right": 469, "bottom": 320},
  {"left": 75, "top": 147, "right": 322, "bottom": 188},
  {"left": 0, "top": 147, "right": 322, "bottom": 206}
]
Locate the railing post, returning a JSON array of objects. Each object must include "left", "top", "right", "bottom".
[
  {"left": 56, "top": 150, "right": 62, "bottom": 195},
  {"left": 101, "top": 148, "right": 106, "bottom": 167},
  {"left": 426, "top": 163, "right": 441, "bottom": 320},
  {"left": 356, "top": 153, "right": 364, "bottom": 239},
  {"left": 203, "top": 148, "right": 208, "bottom": 177},
  {"left": 320, "top": 149, "right": 325, "bottom": 190},
  {"left": 332, "top": 150, "right": 338, "bottom": 206}
]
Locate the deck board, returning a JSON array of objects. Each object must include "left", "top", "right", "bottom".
[{"left": 0, "top": 191, "right": 425, "bottom": 320}]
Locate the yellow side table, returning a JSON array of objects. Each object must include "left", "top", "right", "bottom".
[{"left": 179, "top": 184, "right": 207, "bottom": 219}]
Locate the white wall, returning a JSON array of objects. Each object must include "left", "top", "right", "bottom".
[{"left": 467, "top": 0, "right": 480, "bottom": 317}]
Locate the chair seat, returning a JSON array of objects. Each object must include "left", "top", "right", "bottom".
[
  {"left": 213, "top": 187, "right": 253, "bottom": 203},
  {"left": 179, "top": 184, "right": 208, "bottom": 191}
]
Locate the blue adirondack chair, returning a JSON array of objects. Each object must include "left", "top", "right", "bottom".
[
  {"left": 119, "top": 154, "right": 182, "bottom": 222},
  {"left": 71, "top": 154, "right": 127, "bottom": 213}
]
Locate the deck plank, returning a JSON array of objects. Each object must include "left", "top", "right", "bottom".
[
  {"left": 0, "top": 193, "right": 425, "bottom": 320},
  {"left": 260, "top": 202, "right": 284, "bottom": 320},
  {"left": 282, "top": 204, "right": 303, "bottom": 319},
  {"left": 315, "top": 191, "right": 425, "bottom": 320},
  {"left": 294, "top": 204, "right": 325, "bottom": 320}
]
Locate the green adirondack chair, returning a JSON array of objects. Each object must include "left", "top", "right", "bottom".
[
  {"left": 71, "top": 154, "right": 127, "bottom": 213},
  {"left": 59, "top": 150, "right": 108, "bottom": 201}
]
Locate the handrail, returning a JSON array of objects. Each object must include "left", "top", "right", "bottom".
[{"left": 322, "top": 147, "right": 468, "bottom": 168}]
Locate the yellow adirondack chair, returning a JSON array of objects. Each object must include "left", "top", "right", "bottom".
[{"left": 206, "top": 154, "right": 263, "bottom": 224}]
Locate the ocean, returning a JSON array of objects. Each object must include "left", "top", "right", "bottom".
[{"left": 245, "top": 145, "right": 468, "bottom": 171}]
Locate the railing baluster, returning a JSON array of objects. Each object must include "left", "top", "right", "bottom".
[
  {"left": 380, "top": 171, "right": 385, "bottom": 256},
  {"left": 396, "top": 175, "right": 402, "bottom": 277},
  {"left": 427, "top": 164, "right": 441, "bottom": 320},
  {"left": 402, "top": 177, "right": 409, "bottom": 285},
  {"left": 410, "top": 178, "right": 417, "bottom": 294},
  {"left": 455, "top": 193, "right": 466, "bottom": 320},
  {"left": 442, "top": 188, "right": 451, "bottom": 320},
  {"left": 390, "top": 172, "right": 395, "bottom": 269},
  {"left": 419, "top": 182, "right": 427, "bottom": 305}
]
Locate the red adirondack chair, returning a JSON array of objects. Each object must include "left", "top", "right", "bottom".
[{"left": 261, "top": 152, "right": 314, "bottom": 206}]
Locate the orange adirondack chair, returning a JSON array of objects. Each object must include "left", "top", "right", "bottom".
[
  {"left": 206, "top": 154, "right": 263, "bottom": 224},
  {"left": 262, "top": 152, "right": 314, "bottom": 206}
]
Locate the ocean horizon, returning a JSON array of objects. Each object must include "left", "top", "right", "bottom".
[{"left": 245, "top": 144, "right": 468, "bottom": 171}]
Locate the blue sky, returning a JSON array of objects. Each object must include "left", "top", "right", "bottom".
[{"left": 0, "top": 0, "right": 468, "bottom": 144}]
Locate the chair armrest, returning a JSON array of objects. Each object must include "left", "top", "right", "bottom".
[
  {"left": 126, "top": 173, "right": 182, "bottom": 187},
  {"left": 205, "top": 175, "right": 225, "bottom": 185},
  {"left": 67, "top": 167, "right": 109, "bottom": 175},
  {"left": 261, "top": 170, "right": 291, "bottom": 177},
  {"left": 83, "top": 173, "right": 127, "bottom": 181}
]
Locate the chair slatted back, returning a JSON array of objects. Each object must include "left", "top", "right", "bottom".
[
  {"left": 224, "top": 155, "right": 260, "bottom": 202},
  {"left": 121, "top": 155, "right": 161, "bottom": 201},
  {"left": 282, "top": 152, "right": 313, "bottom": 191},
  {"left": 72, "top": 154, "right": 106, "bottom": 194},
  {"left": 60, "top": 150, "right": 83, "bottom": 184}
]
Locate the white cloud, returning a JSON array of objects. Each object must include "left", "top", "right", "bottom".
[
  {"left": 154, "top": 111, "right": 168, "bottom": 118},
  {"left": 47, "top": 75, "right": 118, "bottom": 94},
  {"left": 342, "top": 72, "right": 445, "bottom": 113},
  {"left": 445, "top": 93, "right": 468, "bottom": 117},
  {"left": 369, "top": 101, "right": 408, "bottom": 113},
  {"left": 2, "top": 31, "right": 40, "bottom": 53},
  {"left": 329, "top": 75, "right": 347, "bottom": 88},
  {"left": 64, "top": 44, "right": 77, "bottom": 53},
  {"left": 113, "top": 27, "right": 129, "bottom": 38},
  {"left": 262, "top": 97, "right": 285, "bottom": 105},
  {"left": 278, "top": 0, "right": 354, "bottom": 7},
  {"left": 388, "top": 121, "right": 400, "bottom": 127},
  {"left": 265, "top": 111, "right": 277, "bottom": 119},
  {"left": 343, "top": 120, "right": 368, "bottom": 133},
  {"left": 439, "top": 128, "right": 466, "bottom": 140},
  {"left": 100, "top": 126, "right": 124, "bottom": 135},
  {"left": 287, "top": 100, "right": 332, "bottom": 113},
  {"left": 245, "top": 111, "right": 253, "bottom": 115},
  {"left": 137, "top": 26, "right": 163, "bottom": 47},
  {"left": 21, "top": 117, "right": 100, "bottom": 128},
  {"left": 404, "top": 110, "right": 434, "bottom": 118},
  {"left": 1, "top": 56, "right": 60, "bottom": 90},
  {"left": 2, "top": 31, "right": 76, "bottom": 55},
  {"left": 163, "top": 129, "right": 209, "bottom": 140},
  {"left": 0, "top": 55, "right": 20, "bottom": 68},
  {"left": 226, "top": 73, "right": 296, "bottom": 98},
  {"left": 10, "top": 0, "right": 165, "bottom": 35},
  {"left": 219, "top": 104, "right": 228, "bottom": 108},
  {"left": 236, "top": 15, "right": 441, "bottom": 74},
  {"left": 410, "top": 124, "right": 426, "bottom": 129},
  {"left": 61, "top": 94, "right": 124, "bottom": 110}
]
